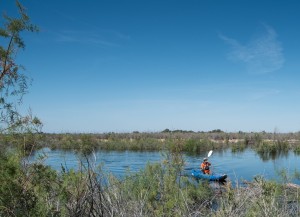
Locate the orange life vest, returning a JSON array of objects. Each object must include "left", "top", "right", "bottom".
[{"left": 200, "top": 161, "right": 211, "bottom": 174}]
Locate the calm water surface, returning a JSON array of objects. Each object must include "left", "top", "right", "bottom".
[{"left": 29, "top": 148, "right": 300, "bottom": 185}]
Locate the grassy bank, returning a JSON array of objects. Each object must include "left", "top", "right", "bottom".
[{"left": 0, "top": 148, "right": 299, "bottom": 216}]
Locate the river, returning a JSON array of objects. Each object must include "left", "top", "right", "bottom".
[{"left": 28, "top": 148, "right": 300, "bottom": 185}]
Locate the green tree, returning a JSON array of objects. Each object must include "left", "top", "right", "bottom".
[
  {"left": 0, "top": 0, "right": 39, "bottom": 133},
  {"left": 0, "top": 3, "right": 45, "bottom": 216}
]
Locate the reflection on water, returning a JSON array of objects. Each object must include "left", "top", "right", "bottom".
[
  {"left": 257, "top": 150, "right": 289, "bottom": 162},
  {"left": 28, "top": 148, "right": 300, "bottom": 185}
]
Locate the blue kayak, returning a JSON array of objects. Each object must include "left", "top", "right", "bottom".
[{"left": 191, "top": 169, "right": 227, "bottom": 181}]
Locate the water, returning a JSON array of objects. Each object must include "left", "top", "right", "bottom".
[{"left": 28, "top": 148, "right": 300, "bottom": 185}]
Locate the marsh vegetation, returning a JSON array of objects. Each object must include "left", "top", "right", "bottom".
[
  {"left": 2, "top": 130, "right": 300, "bottom": 156},
  {"left": 1, "top": 146, "right": 300, "bottom": 216}
]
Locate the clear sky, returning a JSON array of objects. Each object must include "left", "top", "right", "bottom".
[{"left": 2, "top": 0, "right": 300, "bottom": 133}]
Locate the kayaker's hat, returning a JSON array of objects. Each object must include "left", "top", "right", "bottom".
[{"left": 203, "top": 157, "right": 208, "bottom": 161}]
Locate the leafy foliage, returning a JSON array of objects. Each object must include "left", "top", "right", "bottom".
[{"left": 0, "top": 0, "right": 39, "bottom": 133}]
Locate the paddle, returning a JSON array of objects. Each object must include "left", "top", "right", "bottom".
[
  {"left": 206, "top": 150, "right": 213, "bottom": 174},
  {"left": 207, "top": 150, "right": 213, "bottom": 158}
]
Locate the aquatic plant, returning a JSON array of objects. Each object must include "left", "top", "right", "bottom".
[{"left": 231, "top": 141, "right": 246, "bottom": 153}]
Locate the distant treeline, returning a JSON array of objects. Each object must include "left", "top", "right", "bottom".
[{"left": 1, "top": 130, "right": 300, "bottom": 155}]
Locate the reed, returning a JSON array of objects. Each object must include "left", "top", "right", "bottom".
[
  {"left": 2, "top": 131, "right": 300, "bottom": 157},
  {"left": 1, "top": 146, "right": 300, "bottom": 216},
  {"left": 231, "top": 141, "right": 247, "bottom": 153}
]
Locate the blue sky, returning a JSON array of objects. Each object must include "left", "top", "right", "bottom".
[{"left": 2, "top": 0, "right": 300, "bottom": 133}]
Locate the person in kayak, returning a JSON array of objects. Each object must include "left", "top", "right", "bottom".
[{"left": 201, "top": 158, "right": 211, "bottom": 174}]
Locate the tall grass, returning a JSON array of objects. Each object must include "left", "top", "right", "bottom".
[
  {"left": 1, "top": 145, "right": 299, "bottom": 216},
  {"left": 213, "top": 176, "right": 300, "bottom": 217}
]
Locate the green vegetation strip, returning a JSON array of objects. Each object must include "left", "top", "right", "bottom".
[{"left": 0, "top": 150, "right": 299, "bottom": 216}]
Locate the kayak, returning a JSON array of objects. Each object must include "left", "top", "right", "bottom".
[{"left": 191, "top": 169, "right": 227, "bottom": 181}]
